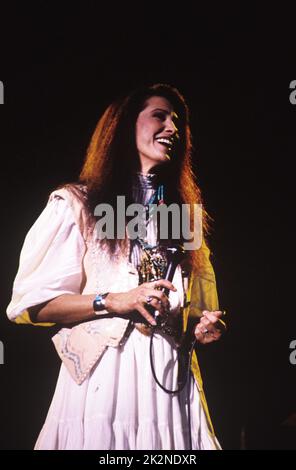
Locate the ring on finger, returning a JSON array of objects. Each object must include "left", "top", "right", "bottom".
[
  {"left": 202, "top": 328, "right": 209, "bottom": 335},
  {"left": 146, "top": 296, "right": 153, "bottom": 304}
]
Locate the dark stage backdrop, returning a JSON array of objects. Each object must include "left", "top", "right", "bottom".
[{"left": 0, "top": 4, "right": 295, "bottom": 450}]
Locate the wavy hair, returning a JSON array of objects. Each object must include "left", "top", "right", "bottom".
[{"left": 70, "top": 84, "right": 210, "bottom": 272}]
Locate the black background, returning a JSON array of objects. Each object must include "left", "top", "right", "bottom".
[{"left": 0, "top": 3, "right": 295, "bottom": 450}]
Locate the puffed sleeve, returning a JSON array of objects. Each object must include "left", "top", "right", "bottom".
[{"left": 6, "top": 194, "right": 86, "bottom": 325}]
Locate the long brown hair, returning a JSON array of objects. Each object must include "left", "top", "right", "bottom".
[{"left": 74, "top": 84, "right": 210, "bottom": 272}]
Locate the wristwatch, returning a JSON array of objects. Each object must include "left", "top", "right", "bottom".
[{"left": 93, "top": 292, "right": 109, "bottom": 314}]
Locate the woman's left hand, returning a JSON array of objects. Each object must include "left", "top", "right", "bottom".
[{"left": 194, "top": 310, "right": 226, "bottom": 344}]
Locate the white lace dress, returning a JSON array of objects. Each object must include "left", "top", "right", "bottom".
[{"left": 7, "top": 177, "right": 220, "bottom": 450}]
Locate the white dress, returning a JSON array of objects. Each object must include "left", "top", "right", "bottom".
[{"left": 7, "top": 187, "right": 221, "bottom": 450}]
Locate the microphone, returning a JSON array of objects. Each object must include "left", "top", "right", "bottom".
[
  {"left": 95, "top": 245, "right": 186, "bottom": 328},
  {"left": 127, "top": 245, "right": 186, "bottom": 327},
  {"left": 150, "top": 244, "right": 185, "bottom": 326},
  {"left": 161, "top": 245, "right": 185, "bottom": 297}
]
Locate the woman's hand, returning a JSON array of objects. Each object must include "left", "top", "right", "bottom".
[
  {"left": 194, "top": 310, "right": 226, "bottom": 344},
  {"left": 105, "top": 279, "right": 177, "bottom": 326}
]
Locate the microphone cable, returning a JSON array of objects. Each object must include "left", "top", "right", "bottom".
[{"left": 149, "top": 328, "right": 197, "bottom": 451}]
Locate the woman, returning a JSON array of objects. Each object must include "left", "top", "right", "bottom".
[{"left": 7, "top": 84, "right": 225, "bottom": 450}]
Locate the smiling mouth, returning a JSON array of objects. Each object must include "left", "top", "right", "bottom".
[{"left": 155, "top": 137, "right": 174, "bottom": 150}]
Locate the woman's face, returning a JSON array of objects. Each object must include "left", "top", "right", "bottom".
[{"left": 135, "top": 96, "right": 179, "bottom": 174}]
